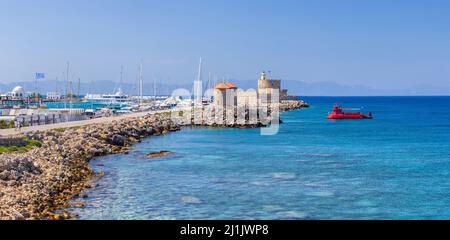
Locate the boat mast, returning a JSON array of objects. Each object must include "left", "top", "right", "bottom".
[
  {"left": 120, "top": 65, "right": 123, "bottom": 92},
  {"left": 206, "top": 72, "right": 212, "bottom": 92},
  {"left": 135, "top": 74, "right": 139, "bottom": 102},
  {"left": 205, "top": 72, "right": 212, "bottom": 100},
  {"left": 55, "top": 77, "right": 59, "bottom": 98},
  {"left": 139, "top": 61, "right": 143, "bottom": 104},
  {"left": 197, "top": 57, "right": 203, "bottom": 84},
  {"left": 194, "top": 57, "right": 203, "bottom": 101},
  {"left": 69, "top": 80, "right": 73, "bottom": 109},
  {"left": 77, "top": 78, "right": 80, "bottom": 100}
]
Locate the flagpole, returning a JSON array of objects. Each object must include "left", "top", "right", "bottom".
[
  {"left": 34, "top": 73, "right": 45, "bottom": 105},
  {"left": 34, "top": 73, "right": 38, "bottom": 105}
]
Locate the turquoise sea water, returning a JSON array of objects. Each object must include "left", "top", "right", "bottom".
[
  {"left": 46, "top": 101, "right": 125, "bottom": 110},
  {"left": 71, "top": 97, "right": 450, "bottom": 219},
  {"left": 45, "top": 101, "right": 94, "bottom": 109}
]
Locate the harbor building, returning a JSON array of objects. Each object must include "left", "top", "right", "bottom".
[
  {"left": 11, "top": 86, "right": 25, "bottom": 99},
  {"left": 257, "top": 71, "right": 281, "bottom": 104},
  {"left": 213, "top": 71, "right": 297, "bottom": 108},
  {"left": 0, "top": 86, "right": 27, "bottom": 109},
  {"left": 213, "top": 83, "right": 238, "bottom": 107},
  {"left": 257, "top": 71, "right": 298, "bottom": 102},
  {"left": 46, "top": 92, "right": 61, "bottom": 101},
  {"left": 280, "top": 89, "right": 298, "bottom": 101}
]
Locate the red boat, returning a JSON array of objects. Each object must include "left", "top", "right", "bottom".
[{"left": 328, "top": 104, "right": 373, "bottom": 120}]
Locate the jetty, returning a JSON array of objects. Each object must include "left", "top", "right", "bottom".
[{"left": 0, "top": 109, "right": 174, "bottom": 137}]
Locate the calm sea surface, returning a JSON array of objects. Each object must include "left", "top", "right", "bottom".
[
  {"left": 71, "top": 97, "right": 450, "bottom": 219},
  {"left": 46, "top": 101, "right": 127, "bottom": 110},
  {"left": 45, "top": 101, "right": 95, "bottom": 109}
]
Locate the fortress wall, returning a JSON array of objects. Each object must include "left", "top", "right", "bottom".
[
  {"left": 237, "top": 90, "right": 258, "bottom": 107},
  {"left": 258, "top": 80, "right": 281, "bottom": 90}
]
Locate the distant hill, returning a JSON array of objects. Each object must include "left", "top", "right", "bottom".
[
  {"left": 1, "top": 79, "right": 449, "bottom": 96},
  {"left": 231, "top": 80, "right": 380, "bottom": 96},
  {"left": 231, "top": 80, "right": 450, "bottom": 96},
  {"left": 0, "top": 80, "right": 188, "bottom": 96}
]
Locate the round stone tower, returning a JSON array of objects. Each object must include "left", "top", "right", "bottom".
[{"left": 257, "top": 71, "right": 281, "bottom": 104}]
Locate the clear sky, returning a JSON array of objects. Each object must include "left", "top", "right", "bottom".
[{"left": 1, "top": 0, "right": 450, "bottom": 92}]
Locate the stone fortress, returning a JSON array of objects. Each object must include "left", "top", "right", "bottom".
[
  {"left": 257, "top": 71, "right": 280, "bottom": 104},
  {"left": 213, "top": 71, "right": 298, "bottom": 108}
]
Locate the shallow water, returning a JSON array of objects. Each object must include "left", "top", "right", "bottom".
[{"left": 71, "top": 96, "right": 450, "bottom": 219}]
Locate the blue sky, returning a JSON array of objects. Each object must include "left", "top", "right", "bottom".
[{"left": 1, "top": 0, "right": 450, "bottom": 92}]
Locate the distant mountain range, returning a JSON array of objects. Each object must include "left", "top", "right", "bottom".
[
  {"left": 0, "top": 80, "right": 184, "bottom": 96},
  {"left": 1, "top": 79, "right": 449, "bottom": 96}
]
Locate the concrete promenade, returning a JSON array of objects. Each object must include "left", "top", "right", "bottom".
[{"left": 0, "top": 109, "right": 176, "bottom": 137}]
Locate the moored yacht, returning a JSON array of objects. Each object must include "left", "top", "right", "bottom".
[{"left": 84, "top": 88, "right": 129, "bottom": 104}]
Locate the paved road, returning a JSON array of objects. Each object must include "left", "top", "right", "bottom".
[{"left": 0, "top": 109, "right": 177, "bottom": 137}]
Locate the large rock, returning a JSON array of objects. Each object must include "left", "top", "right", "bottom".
[
  {"left": 109, "top": 134, "right": 127, "bottom": 147},
  {"left": 0, "top": 157, "right": 41, "bottom": 182},
  {"left": 146, "top": 151, "right": 173, "bottom": 159}
]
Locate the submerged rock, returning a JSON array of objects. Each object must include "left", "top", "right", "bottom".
[
  {"left": 181, "top": 196, "right": 203, "bottom": 205},
  {"left": 146, "top": 151, "right": 173, "bottom": 159},
  {"left": 71, "top": 202, "right": 85, "bottom": 208},
  {"left": 272, "top": 172, "right": 297, "bottom": 180}
]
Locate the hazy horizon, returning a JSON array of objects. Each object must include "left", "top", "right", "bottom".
[
  {"left": 2, "top": 78, "right": 450, "bottom": 96},
  {"left": 1, "top": 0, "right": 450, "bottom": 95}
]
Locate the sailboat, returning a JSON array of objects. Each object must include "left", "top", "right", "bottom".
[{"left": 191, "top": 57, "right": 210, "bottom": 106}]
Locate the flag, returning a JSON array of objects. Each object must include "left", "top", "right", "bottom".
[{"left": 35, "top": 72, "right": 45, "bottom": 79}]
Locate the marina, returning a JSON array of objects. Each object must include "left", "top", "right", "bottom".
[
  {"left": 0, "top": 62, "right": 184, "bottom": 131},
  {"left": 0, "top": 82, "right": 178, "bottom": 130},
  {"left": 0, "top": 68, "right": 302, "bottom": 133}
]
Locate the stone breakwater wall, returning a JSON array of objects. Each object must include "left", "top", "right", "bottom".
[
  {"left": 279, "top": 100, "right": 309, "bottom": 112},
  {"left": 0, "top": 114, "right": 181, "bottom": 220},
  {"left": 0, "top": 100, "right": 308, "bottom": 220},
  {"left": 177, "top": 100, "right": 309, "bottom": 128}
]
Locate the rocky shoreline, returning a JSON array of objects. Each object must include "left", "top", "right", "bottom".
[{"left": 0, "top": 101, "right": 308, "bottom": 220}]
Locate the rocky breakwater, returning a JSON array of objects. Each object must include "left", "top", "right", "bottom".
[
  {"left": 0, "top": 114, "right": 180, "bottom": 220},
  {"left": 279, "top": 100, "right": 309, "bottom": 112}
]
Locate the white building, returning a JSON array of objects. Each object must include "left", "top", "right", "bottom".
[
  {"left": 46, "top": 92, "right": 61, "bottom": 100},
  {"left": 11, "top": 86, "right": 25, "bottom": 99}
]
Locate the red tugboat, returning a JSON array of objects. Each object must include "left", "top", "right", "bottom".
[{"left": 328, "top": 104, "right": 373, "bottom": 120}]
